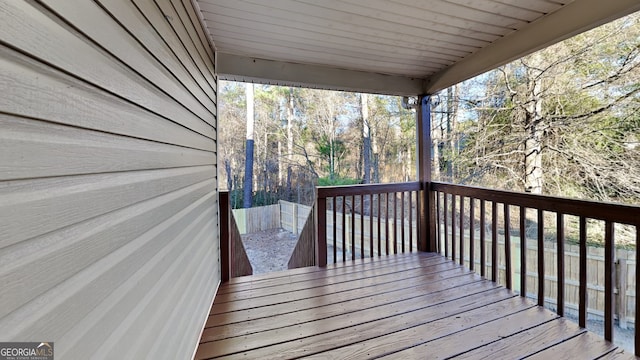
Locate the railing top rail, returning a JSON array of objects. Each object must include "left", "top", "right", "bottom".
[
  {"left": 432, "top": 181, "right": 640, "bottom": 225},
  {"left": 316, "top": 181, "right": 422, "bottom": 198}
]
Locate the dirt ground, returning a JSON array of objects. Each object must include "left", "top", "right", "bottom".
[{"left": 241, "top": 228, "right": 299, "bottom": 274}]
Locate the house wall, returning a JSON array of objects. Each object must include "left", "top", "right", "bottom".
[{"left": 0, "top": 0, "right": 218, "bottom": 359}]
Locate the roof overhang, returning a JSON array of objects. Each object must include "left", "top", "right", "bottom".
[
  {"left": 196, "top": 0, "right": 640, "bottom": 96},
  {"left": 424, "top": 0, "right": 640, "bottom": 94},
  {"left": 216, "top": 53, "right": 424, "bottom": 96}
]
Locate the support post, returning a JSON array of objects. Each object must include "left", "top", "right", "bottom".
[
  {"left": 315, "top": 190, "right": 327, "bottom": 267},
  {"left": 219, "top": 191, "right": 230, "bottom": 282},
  {"left": 417, "top": 95, "right": 436, "bottom": 252}
]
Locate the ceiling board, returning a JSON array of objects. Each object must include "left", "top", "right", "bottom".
[{"left": 193, "top": 0, "right": 640, "bottom": 95}]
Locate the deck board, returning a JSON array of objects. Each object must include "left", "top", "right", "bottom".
[
  {"left": 196, "top": 252, "right": 630, "bottom": 359},
  {"left": 527, "top": 332, "right": 618, "bottom": 360},
  {"left": 213, "top": 254, "right": 447, "bottom": 303},
  {"left": 204, "top": 269, "right": 478, "bottom": 341}
]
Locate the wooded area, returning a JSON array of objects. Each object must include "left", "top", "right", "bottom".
[
  {"left": 219, "top": 83, "right": 416, "bottom": 206},
  {"left": 435, "top": 13, "right": 640, "bottom": 203},
  {"left": 218, "top": 13, "right": 640, "bottom": 208}
]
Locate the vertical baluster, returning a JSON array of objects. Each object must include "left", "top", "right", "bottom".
[
  {"left": 351, "top": 195, "right": 356, "bottom": 260},
  {"left": 393, "top": 192, "right": 398, "bottom": 254},
  {"left": 579, "top": 216, "right": 587, "bottom": 327},
  {"left": 604, "top": 221, "right": 614, "bottom": 342},
  {"left": 469, "top": 198, "right": 475, "bottom": 271},
  {"left": 316, "top": 195, "right": 327, "bottom": 267},
  {"left": 635, "top": 224, "right": 640, "bottom": 356},
  {"left": 557, "top": 213, "right": 565, "bottom": 316},
  {"left": 409, "top": 191, "right": 414, "bottom": 252},
  {"left": 444, "top": 193, "right": 449, "bottom": 258},
  {"left": 537, "top": 209, "right": 545, "bottom": 307},
  {"left": 377, "top": 193, "right": 382, "bottom": 257},
  {"left": 342, "top": 196, "right": 346, "bottom": 262},
  {"left": 452, "top": 195, "right": 457, "bottom": 262},
  {"left": 492, "top": 201, "right": 498, "bottom": 282},
  {"left": 480, "top": 199, "right": 486, "bottom": 278},
  {"left": 385, "top": 193, "right": 390, "bottom": 255},
  {"left": 460, "top": 196, "right": 465, "bottom": 266},
  {"left": 333, "top": 197, "right": 337, "bottom": 264},
  {"left": 504, "top": 204, "right": 512, "bottom": 289},
  {"left": 435, "top": 191, "right": 440, "bottom": 254},
  {"left": 401, "top": 191, "right": 406, "bottom": 253},
  {"left": 520, "top": 206, "right": 527, "bottom": 297},
  {"left": 360, "top": 194, "right": 364, "bottom": 259},
  {"left": 369, "top": 193, "right": 374, "bottom": 258}
]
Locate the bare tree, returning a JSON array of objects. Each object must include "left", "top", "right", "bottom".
[
  {"left": 453, "top": 13, "right": 640, "bottom": 202},
  {"left": 361, "top": 93, "right": 372, "bottom": 184}
]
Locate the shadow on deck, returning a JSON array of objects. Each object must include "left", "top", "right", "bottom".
[{"left": 196, "top": 252, "right": 633, "bottom": 359}]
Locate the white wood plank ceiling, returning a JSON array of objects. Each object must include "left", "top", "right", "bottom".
[{"left": 194, "top": 0, "right": 640, "bottom": 95}]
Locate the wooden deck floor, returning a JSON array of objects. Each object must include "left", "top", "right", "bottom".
[{"left": 196, "top": 252, "right": 634, "bottom": 359}]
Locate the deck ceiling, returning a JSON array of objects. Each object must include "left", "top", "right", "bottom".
[{"left": 194, "top": 0, "right": 640, "bottom": 96}]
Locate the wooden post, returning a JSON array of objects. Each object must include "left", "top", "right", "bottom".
[
  {"left": 315, "top": 189, "right": 327, "bottom": 267},
  {"left": 293, "top": 202, "right": 298, "bottom": 234},
  {"left": 416, "top": 95, "right": 435, "bottom": 252},
  {"left": 557, "top": 212, "right": 565, "bottom": 316},
  {"left": 604, "top": 221, "right": 614, "bottom": 342},
  {"left": 219, "top": 191, "right": 230, "bottom": 282},
  {"left": 618, "top": 258, "right": 628, "bottom": 329},
  {"left": 635, "top": 225, "right": 640, "bottom": 356},
  {"left": 579, "top": 216, "right": 587, "bottom": 328}
]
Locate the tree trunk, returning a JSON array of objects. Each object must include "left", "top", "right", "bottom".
[
  {"left": 446, "top": 86, "right": 458, "bottom": 181},
  {"left": 405, "top": 145, "right": 412, "bottom": 181},
  {"left": 287, "top": 88, "right": 294, "bottom": 164},
  {"left": 361, "top": 93, "right": 371, "bottom": 184},
  {"left": 432, "top": 117, "right": 441, "bottom": 180},
  {"left": 329, "top": 137, "right": 334, "bottom": 180},
  {"left": 277, "top": 140, "right": 283, "bottom": 185},
  {"left": 286, "top": 166, "right": 292, "bottom": 201},
  {"left": 524, "top": 77, "right": 544, "bottom": 194},
  {"left": 372, "top": 126, "right": 380, "bottom": 183},
  {"left": 224, "top": 159, "right": 233, "bottom": 191},
  {"left": 243, "top": 83, "right": 255, "bottom": 208}
]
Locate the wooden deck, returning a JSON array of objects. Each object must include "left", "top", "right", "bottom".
[{"left": 196, "top": 253, "right": 634, "bottom": 359}]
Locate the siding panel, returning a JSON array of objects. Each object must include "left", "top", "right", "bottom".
[
  {"left": 0, "top": 115, "right": 215, "bottom": 181},
  {"left": 179, "top": 0, "right": 216, "bottom": 63},
  {"left": 131, "top": 0, "right": 216, "bottom": 107},
  {"left": 154, "top": 0, "right": 218, "bottom": 95},
  {"left": 0, "top": 166, "right": 214, "bottom": 251},
  {"left": 174, "top": 0, "right": 217, "bottom": 84},
  {"left": 41, "top": 0, "right": 217, "bottom": 118},
  {"left": 60, "top": 208, "right": 214, "bottom": 360},
  {"left": 0, "top": 0, "right": 214, "bottom": 129},
  {"left": 0, "top": 46, "right": 216, "bottom": 145},
  {"left": 0, "top": 180, "right": 215, "bottom": 319},
  {"left": 0, "top": 0, "right": 219, "bottom": 358}
]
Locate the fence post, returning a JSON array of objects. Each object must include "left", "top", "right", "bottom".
[
  {"left": 219, "top": 191, "right": 230, "bottom": 282},
  {"left": 618, "top": 258, "right": 628, "bottom": 329},
  {"left": 315, "top": 189, "right": 327, "bottom": 267},
  {"left": 293, "top": 202, "right": 299, "bottom": 234}
]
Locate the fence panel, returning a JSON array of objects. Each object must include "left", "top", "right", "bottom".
[{"left": 232, "top": 204, "right": 280, "bottom": 234}]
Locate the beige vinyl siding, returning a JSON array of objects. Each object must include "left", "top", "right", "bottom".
[{"left": 0, "top": 0, "right": 219, "bottom": 359}]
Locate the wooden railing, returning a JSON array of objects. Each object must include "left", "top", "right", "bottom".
[
  {"left": 287, "top": 211, "right": 316, "bottom": 269},
  {"left": 219, "top": 191, "right": 252, "bottom": 281},
  {"left": 315, "top": 182, "right": 423, "bottom": 266},
  {"left": 432, "top": 181, "right": 640, "bottom": 351}
]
